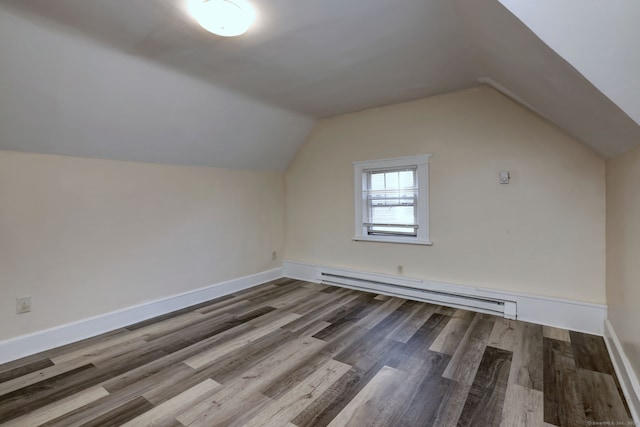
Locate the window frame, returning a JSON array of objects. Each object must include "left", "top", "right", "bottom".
[{"left": 353, "top": 154, "right": 432, "bottom": 246}]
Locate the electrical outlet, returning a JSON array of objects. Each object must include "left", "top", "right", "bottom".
[
  {"left": 272, "top": 251, "right": 277, "bottom": 261},
  {"left": 16, "top": 296, "right": 31, "bottom": 314}
]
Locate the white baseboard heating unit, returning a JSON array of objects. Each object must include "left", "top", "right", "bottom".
[{"left": 318, "top": 268, "right": 517, "bottom": 319}]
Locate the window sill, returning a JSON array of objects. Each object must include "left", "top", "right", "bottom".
[{"left": 352, "top": 237, "right": 433, "bottom": 246}]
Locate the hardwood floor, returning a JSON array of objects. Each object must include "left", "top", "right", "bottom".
[{"left": 0, "top": 278, "right": 633, "bottom": 426}]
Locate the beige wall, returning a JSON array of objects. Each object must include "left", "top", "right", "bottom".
[
  {"left": 606, "top": 144, "right": 640, "bottom": 380},
  {"left": 285, "top": 86, "right": 606, "bottom": 303},
  {"left": 0, "top": 151, "right": 284, "bottom": 341}
]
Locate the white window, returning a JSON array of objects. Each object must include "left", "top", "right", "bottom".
[{"left": 353, "top": 155, "right": 432, "bottom": 245}]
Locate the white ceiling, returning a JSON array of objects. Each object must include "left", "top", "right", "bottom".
[
  {"left": 0, "top": 0, "right": 638, "bottom": 170},
  {"left": 0, "top": 0, "right": 477, "bottom": 117}
]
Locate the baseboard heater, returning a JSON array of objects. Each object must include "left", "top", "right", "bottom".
[{"left": 319, "top": 270, "right": 517, "bottom": 319}]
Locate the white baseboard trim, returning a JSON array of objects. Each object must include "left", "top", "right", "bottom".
[
  {"left": 0, "top": 267, "right": 283, "bottom": 365},
  {"left": 283, "top": 260, "right": 607, "bottom": 335},
  {"left": 604, "top": 319, "right": 640, "bottom": 424}
]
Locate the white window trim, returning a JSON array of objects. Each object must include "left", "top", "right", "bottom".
[{"left": 353, "top": 154, "right": 432, "bottom": 246}]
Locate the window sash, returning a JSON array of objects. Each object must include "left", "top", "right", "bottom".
[{"left": 362, "top": 167, "right": 418, "bottom": 237}]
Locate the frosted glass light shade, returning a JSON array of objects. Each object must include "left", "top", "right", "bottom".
[{"left": 188, "top": 0, "right": 256, "bottom": 37}]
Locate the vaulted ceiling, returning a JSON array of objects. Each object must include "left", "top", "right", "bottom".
[{"left": 0, "top": 0, "right": 638, "bottom": 170}]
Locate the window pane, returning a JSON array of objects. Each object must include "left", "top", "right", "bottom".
[
  {"left": 385, "top": 171, "right": 399, "bottom": 189},
  {"left": 398, "top": 170, "right": 414, "bottom": 188},
  {"left": 370, "top": 205, "right": 415, "bottom": 225},
  {"left": 363, "top": 166, "right": 419, "bottom": 237},
  {"left": 370, "top": 173, "right": 385, "bottom": 190}
]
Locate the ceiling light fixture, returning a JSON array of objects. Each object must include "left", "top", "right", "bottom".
[{"left": 187, "top": 0, "right": 256, "bottom": 37}]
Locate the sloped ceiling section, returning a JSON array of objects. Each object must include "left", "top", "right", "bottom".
[
  {"left": 0, "top": 0, "right": 638, "bottom": 170},
  {"left": 0, "top": 7, "right": 315, "bottom": 171},
  {"left": 498, "top": 0, "right": 640, "bottom": 129},
  {"left": 454, "top": 0, "right": 640, "bottom": 158},
  {"left": 0, "top": 0, "right": 477, "bottom": 117}
]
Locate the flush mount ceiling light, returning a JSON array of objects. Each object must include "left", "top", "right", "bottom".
[{"left": 187, "top": 0, "right": 256, "bottom": 37}]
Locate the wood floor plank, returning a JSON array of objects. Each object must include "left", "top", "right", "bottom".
[
  {"left": 500, "top": 383, "right": 543, "bottom": 427},
  {"left": 3, "top": 385, "right": 109, "bottom": 427},
  {"left": 138, "top": 364, "right": 200, "bottom": 405},
  {"left": 401, "top": 312, "right": 452, "bottom": 357},
  {"left": 266, "top": 321, "right": 397, "bottom": 405},
  {"left": 442, "top": 313, "right": 496, "bottom": 385},
  {"left": 91, "top": 340, "right": 170, "bottom": 372},
  {"left": 39, "top": 329, "right": 131, "bottom": 361},
  {"left": 101, "top": 349, "right": 197, "bottom": 394},
  {"left": 242, "top": 359, "right": 351, "bottom": 427},
  {"left": 569, "top": 331, "right": 616, "bottom": 375},
  {"left": 269, "top": 277, "right": 301, "bottom": 287},
  {"left": 390, "top": 350, "right": 455, "bottom": 427},
  {"left": 141, "top": 313, "right": 237, "bottom": 346},
  {"left": 125, "top": 295, "right": 236, "bottom": 331},
  {"left": 291, "top": 319, "right": 410, "bottom": 427},
  {"left": 0, "top": 364, "right": 97, "bottom": 423},
  {"left": 513, "top": 322, "right": 544, "bottom": 391},
  {"left": 491, "top": 320, "right": 544, "bottom": 391},
  {"left": 457, "top": 346, "right": 513, "bottom": 427},
  {"left": 488, "top": 317, "right": 519, "bottom": 351},
  {"left": 204, "top": 321, "right": 330, "bottom": 387},
  {"left": 143, "top": 305, "right": 276, "bottom": 349},
  {"left": 430, "top": 309, "right": 476, "bottom": 355},
  {"left": 0, "top": 280, "right": 632, "bottom": 427},
  {"left": 152, "top": 307, "right": 278, "bottom": 357},
  {"left": 177, "top": 335, "right": 326, "bottom": 427},
  {"left": 260, "top": 349, "right": 335, "bottom": 401},
  {"left": 49, "top": 312, "right": 199, "bottom": 365},
  {"left": 386, "top": 301, "right": 437, "bottom": 343},
  {"left": 327, "top": 365, "right": 407, "bottom": 427},
  {"left": 287, "top": 288, "right": 342, "bottom": 316},
  {"left": 543, "top": 337, "right": 586, "bottom": 426},
  {"left": 74, "top": 396, "right": 154, "bottom": 427},
  {"left": 43, "top": 362, "right": 197, "bottom": 427},
  {"left": 312, "top": 294, "right": 381, "bottom": 341},
  {"left": 246, "top": 282, "right": 306, "bottom": 305},
  {"left": 291, "top": 325, "right": 410, "bottom": 427},
  {"left": 106, "top": 319, "right": 264, "bottom": 398},
  {"left": 283, "top": 291, "right": 362, "bottom": 333},
  {"left": 228, "top": 283, "right": 279, "bottom": 300},
  {"left": 290, "top": 367, "right": 374, "bottom": 427},
  {"left": 256, "top": 287, "right": 318, "bottom": 310},
  {"left": 197, "top": 328, "right": 294, "bottom": 384},
  {"left": 0, "top": 353, "right": 56, "bottom": 376},
  {"left": 184, "top": 312, "right": 301, "bottom": 369},
  {"left": 196, "top": 297, "right": 252, "bottom": 316},
  {"left": 578, "top": 368, "right": 632, "bottom": 424},
  {"left": 180, "top": 388, "right": 272, "bottom": 427},
  {"left": 0, "top": 358, "right": 55, "bottom": 384},
  {"left": 300, "top": 282, "right": 328, "bottom": 291},
  {"left": 0, "top": 358, "right": 95, "bottom": 396},
  {"left": 332, "top": 306, "right": 411, "bottom": 368},
  {"left": 354, "top": 296, "right": 407, "bottom": 330},
  {"left": 122, "top": 379, "right": 221, "bottom": 427},
  {"left": 543, "top": 326, "right": 571, "bottom": 342},
  {"left": 432, "top": 381, "right": 472, "bottom": 427}
]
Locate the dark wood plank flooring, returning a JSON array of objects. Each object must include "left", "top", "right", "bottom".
[{"left": 0, "top": 278, "right": 633, "bottom": 426}]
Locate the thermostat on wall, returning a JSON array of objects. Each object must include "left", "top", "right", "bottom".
[{"left": 499, "top": 171, "right": 510, "bottom": 184}]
